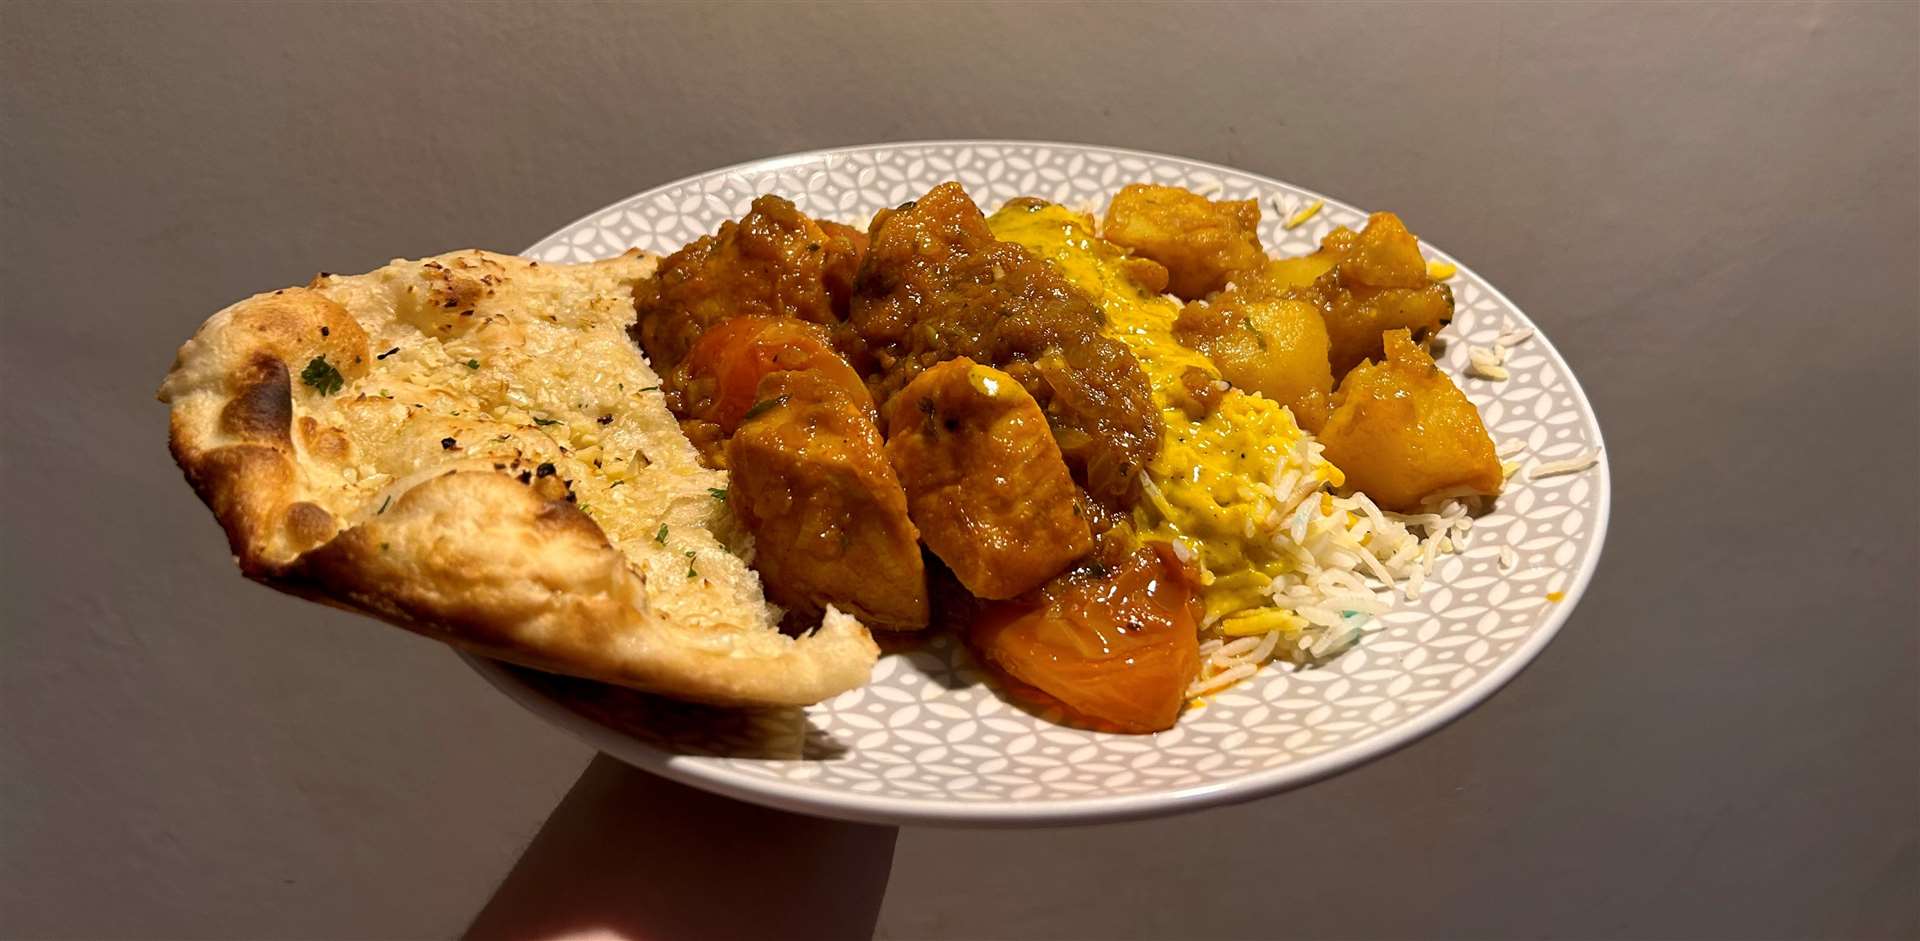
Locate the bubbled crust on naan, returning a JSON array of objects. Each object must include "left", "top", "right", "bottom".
[
  {"left": 158, "top": 250, "right": 878, "bottom": 707},
  {"left": 162, "top": 287, "right": 374, "bottom": 571}
]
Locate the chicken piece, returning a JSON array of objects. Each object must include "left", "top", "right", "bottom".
[
  {"left": 851, "top": 182, "right": 1160, "bottom": 506},
  {"left": 1173, "top": 288, "right": 1334, "bottom": 432},
  {"left": 1318, "top": 329, "right": 1502, "bottom": 511},
  {"left": 633, "top": 195, "right": 866, "bottom": 413},
  {"left": 725, "top": 369, "right": 928, "bottom": 629},
  {"left": 970, "top": 543, "right": 1202, "bottom": 734},
  {"left": 1287, "top": 212, "right": 1453, "bottom": 378},
  {"left": 817, "top": 220, "right": 869, "bottom": 315},
  {"left": 1101, "top": 183, "right": 1266, "bottom": 300},
  {"left": 883, "top": 358, "right": 1092, "bottom": 599}
]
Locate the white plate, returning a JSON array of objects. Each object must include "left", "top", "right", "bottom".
[{"left": 464, "top": 141, "right": 1610, "bottom": 827}]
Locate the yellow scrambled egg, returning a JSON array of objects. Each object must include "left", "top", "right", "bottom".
[{"left": 988, "top": 204, "right": 1343, "bottom": 635}]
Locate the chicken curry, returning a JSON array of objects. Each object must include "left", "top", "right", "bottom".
[{"left": 630, "top": 182, "right": 1500, "bottom": 732}]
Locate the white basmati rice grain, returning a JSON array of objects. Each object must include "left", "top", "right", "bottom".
[
  {"left": 1496, "top": 326, "right": 1535, "bottom": 347},
  {"left": 1189, "top": 662, "right": 1258, "bottom": 699},
  {"left": 1210, "top": 637, "right": 1261, "bottom": 670},
  {"left": 1249, "top": 629, "right": 1281, "bottom": 665},
  {"left": 1528, "top": 448, "right": 1603, "bottom": 479},
  {"left": 1403, "top": 567, "right": 1427, "bottom": 602},
  {"left": 1467, "top": 345, "right": 1510, "bottom": 380}
]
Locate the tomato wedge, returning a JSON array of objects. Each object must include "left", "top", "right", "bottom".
[
  {"left": 682, "top": 316, "right": 873, "bottom": 432},
  {"left": 969, "top": 543, "right": 1202, "bottom": 733}
]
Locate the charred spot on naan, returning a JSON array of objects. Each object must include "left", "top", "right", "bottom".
[
  {"left": 163, "top": 250, "right": 881, "bottom": 708},
  {"left": 218, "top": 356, "right": 294, "bottom": 444}
]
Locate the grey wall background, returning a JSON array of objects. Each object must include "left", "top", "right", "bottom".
[{"left": 4, "top": 2, "right": 1916, "bottom": 939}]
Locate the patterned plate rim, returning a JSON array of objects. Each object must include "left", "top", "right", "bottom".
[{"left": 460, "top": 140, "right": 1611, "bottom": 827}]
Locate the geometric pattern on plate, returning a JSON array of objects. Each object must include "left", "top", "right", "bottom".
[{"left": 468, "top": 141, "right": 1609, "bottom": 824}]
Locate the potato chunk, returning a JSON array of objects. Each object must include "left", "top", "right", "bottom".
[
  {"left": 726, "top": 369, "right": 928, "bottom": 629},
  {"left": 1257, "top": 252, "right": 1338, "bottom": 293},
  {"left": 1174, "top": 287, "right": 1334, "bottom": 432},
  {"left": 1285, "top": 212, "right": 1454, "bottom": 378},
  {"left": 884, "top": 358, "right": 1091, "bottom": 599},
  {"left": 1101, "top": 183, "right": 1265, "bottom": 300},
  {"left": 1319, "top": 329, "right": 1501, "bottom": 511}
]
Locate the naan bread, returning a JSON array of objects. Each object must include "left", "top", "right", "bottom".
[{"left": 158, "top": 250, "right": 878, "bottom": 706}]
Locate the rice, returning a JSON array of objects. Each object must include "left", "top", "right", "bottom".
[
  {"left": 1185, "top": 448, "right": 1483, "bottom": 695},
  {"left": 1188, "top": 661, "right": 1259, "bottom": 698},
  {"left": 1467, "top": 344, "right": 1511, "bottom": 381},
  {"left": 1187, "top": 432, "right": 1600, "bottom": 696},
  {"left": 1283, "top": 199, "right": 1325, "bottom": 230},
  {"left": 1496, "top": 325, "right": 1535, "bottom": 348},
  {"left": 1528, "top": 448, "right": 1603, "bottom": 480},
  {"left": 1460, "top": 319, "right": 1532, "bottom": 380}
]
